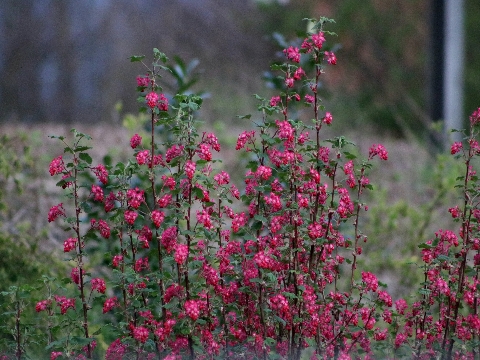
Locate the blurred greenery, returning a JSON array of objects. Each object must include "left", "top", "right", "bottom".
[{"left": 0, "top": 132, "right": 67, "bottom": 356}]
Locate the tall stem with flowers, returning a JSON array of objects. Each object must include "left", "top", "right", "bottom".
[{"left": 30, "top": 15, "right": 480, "bottom": 360}]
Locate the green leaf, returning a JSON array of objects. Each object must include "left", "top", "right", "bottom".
[
  {"left": 343, "top": 152, "right": 357, "bottom": 160},
  {"left": 71, "top": 336, "right": 95, "bottom": 346},
  {"left": 153, "top": 48, "right": 168, "bottom": 63},
  {"left": 130, "top": 55, "right": 145, "bottom": 62},
  {"left": 79, "top": 153, "right": 92, "bottom": 165},
  {"left": 264, "top": 337, "right": 276, "bottom": 346},
  {"left": 418, "top": 243, "right": 432, "bottom": 249}
]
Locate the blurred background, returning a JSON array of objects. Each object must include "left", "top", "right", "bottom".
[
  {"left": 1, "top": 0, "right": 480, "bottom": 304},
  {"left": 1, "top": 0, "right": 479, "bottom": 139}
]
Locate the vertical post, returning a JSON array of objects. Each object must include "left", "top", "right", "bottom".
[
  {"left": 443, "top": 0, "right": 465, "bottom": 145},
  {"left": 430, "top": 0, "right": 444, "bottom": 126}
]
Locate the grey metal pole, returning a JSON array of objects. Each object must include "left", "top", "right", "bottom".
[{"left": 443, "top": 0, "right": 465, "bottom": 145}]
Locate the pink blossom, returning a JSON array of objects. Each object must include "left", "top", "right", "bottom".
[
  {"left": 311, "top": 32, "right": 326, "bottom": 48},
  {"left": 91, "top": 184, "right": 104, "bottom": 202},
  {"left": 275, "top": 120, "right": 294, "bottom": 142},
  {"left": 127, "top": 187, "right": 144, "bottom": 209},
  {"left": 255, "top": 165, "right": 272, "bottom": 180},
  {"left": 304, "top": 94, "right": 315, "bottom": 104},
  {"left": 151, "top": 210, "right": 165, "bottom": 228},
  {"left": 283, "top": 46, "right": 300, "bottom": 63},
  {"left": 71, "top": 267, "right": 80, "bottom": 284},
  {"left": 230, "top": 184, "right": 240, "bottom": 199},
  {"left": 197, "top": 143, "right": 212, "bottom": 161},
  {"left": 383, "top": 309, "right": 392, "bottom": 323},
  {"left": 470, "top": 107, "right": 480, "bottom": 126},
  {"left": 236, "top": 130, "right": 255, "bottom": 150},
  {"left": 270, "top": 96, "right": 281, "bottom": 107},
  {"left": 285, "top": 77, "right": 294, "bottom": 88},
  {"left": 54, "top": 295, "right": 76, "bottom": 315},
  {"left": 145, "top": 92, "right": 159, "bottom": 108},
  {"left": 136, "top": 149, "right": 149, "bottom": 165},
  {"left": 136, "top": 75, "right": 149, "bottom": 87},
  {"left": 98, "top": 219, "right": 110, "bottom": 239},
  {"left": 63, "top": 237, "right": 77, "bottom": 252},
  {"left": 394, "top": 332, "right": 407, "bottom": 348},
  {"left": 162, "top": 175, "right": 176, "bottom": 190},
  {"left": 378, "top": 290, "right": 393, "bottom": 307},
  {"left": 93, "top": 164, "right": 109, "bottom": 184},
  {"left": 450, "top": 141, "right": 463, "bottom": 155},
  {"left": 318, "top": 146, "right": 330, "bottom": 163},
  {"left": 197, "top": 209, "right": 213, "bottom": 229},
  {"left": 374, "top": 328, "right": 388, "bottom": 341},
  {"left": 395, "top": 298, "right": 408, "bottom": 315},
  {"left": 157, "top": 93, "right": 169, "bottom": 111},
  {"left": 232, "top": 212, "right": 247, "bottom": 233},
  {"left": 130, "top": 133, "right": 142, "bottom": 149},
  {"left": 48, "top": 203, "right": 65, "bottom": 222},
  {"left": 293, "top": 67, "right": 306, "bottom": 80},
  {"left": 91, "top": 278, "right": 106, "bottom": 294},
  {"left": 112, "top": 255, "right": 123, "bottom": 268},
  {"left": 165, "top": 144, "right": 184, "bottom": 163},
  {"left": 106, "top": 338, "right": 127, "bottom": 360},
  {"left": 36, "top": 299, "right": 50, "bottom": 312},
  {"left": 361, "top": 271, "right": 378, "bottom": 292},
  {"left": 185, "top": 160, "right": 196, "bottom": 179},
  {"left": 449, "top": 206, "right": 461, "bottom": 218},
  {"left": 134, "top": 257, "right": 149, "bottom": 272},
  {"left": 308, "top": 222, "right": 323, "bottom": 239},
  {"left": 157, "top": 193, "right": 172, "bottom": 207},
  {"left": 105, "top": 192, "right": 117, "bottom": 212},
  {"left": 214, "top": 171, "right": 230, "bottom": 185},
  {"left": 133, "top": 326, "right": 149, "bottom": 343},
  {"left": 124, "top": 210, "right": 138, "bottom": 225},
  {"left": 103, "top": 297, "right": 118, "bottom": 313},
  {"left": 369, "top": 144, "right": 388, "bottom": 160},
  {"left": 50, "top": 352, "right": 63, "bottom": 360},
  {"left": 174, "top": 243, "right": 189, "bottom": 264},
  {"left": 204, "top": 132, "right": 221, "bottom": 152},
  {"left": 324, "top": 51, "right": 337, "bottom": 65},
  {"left": 184, "top": 300, "right": 200, "bottom": 321},
  {"left": 301, "top": 38, "right": 313, "bottom": 52},
  {"left": 161, "top": 227, "right": 178, "bottom": 253},
  {"left": 49, "top": 156, "right": 65, "bottom": 176},
  {"left": 165, "top": 284, "right": 184, "bottom": 303},
  {"left": 323, "top": 111, "right": 333, "bottom": 125}
]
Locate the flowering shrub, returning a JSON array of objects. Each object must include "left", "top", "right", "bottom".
[{"left": 3, "top": 16, "right": 480, "bottom": 360}]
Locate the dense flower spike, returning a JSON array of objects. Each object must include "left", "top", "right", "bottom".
[
  {"left": 35, "top": 299, "right": 51, "bottom": 313},
  {"left": 49, "top": 155, "right": 65, "bottom": 176},
  {"left": 368, "top": 144, "right": 388, "bottom": 160},
  {"left": 54, "top": 295, "right": 76, "bottom": 315},
  {"left": 145, "top": 91, "right": 159, "bottom": 108},
  {"left": 324, "top": 51, "right": 337, "bottom": 65},
  {"left": 91, "top": 278, "right": 106, "bottom": 294},
  {"left": 133, "top": 326, "right": 149, "bottom": 343},
  {"left": 71, "top": 267, "right": 80, "bottom": 284},
  {"left": 236, "top": 130, "right": 255, "bottom": 150},
  {"left": 130, "top": 133, "right": 142, "bottom": 149},
  {"left": 102, "top": 297, "right": 118, "bottom": 313},
  {"left": 93, "top": 164, "right": 109, "bottom": 184},
  {"left": 127, "top": 187, "right": 144, "bottom": 209},
  {"left": 63, "top": 237, "right": 77, "bottom": 252},
  {"left": 123, "top": 209, "right": 137, "bottom": 225},
  {"left": 48, "top": 203, "right": 65, "bottom": 222},
  {"left": 283, "top": 46, "right": 301, "bottom": 63}
]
